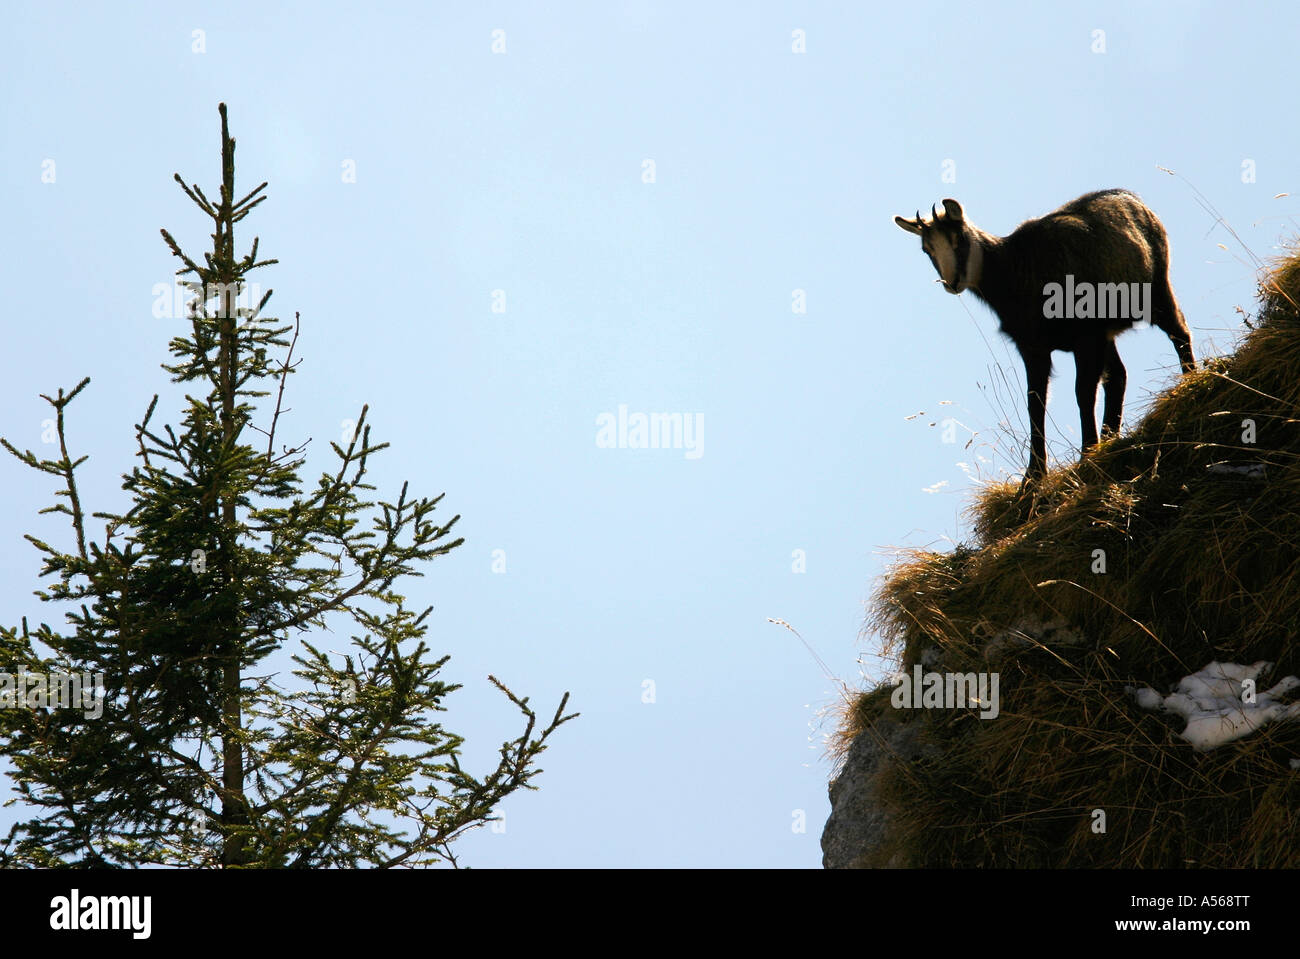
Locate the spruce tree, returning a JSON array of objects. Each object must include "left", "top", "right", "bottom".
[{"left": 0, "top": 103, "right": 573, "bottom": 868}]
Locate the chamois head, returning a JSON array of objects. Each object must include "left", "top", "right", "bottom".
[{"left": 894, "top": 199, "right": 980, "bottom": 295}]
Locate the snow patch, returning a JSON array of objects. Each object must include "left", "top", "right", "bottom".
[{"left": 1127, "top": 661, "right": 1300, "bottom": 751}]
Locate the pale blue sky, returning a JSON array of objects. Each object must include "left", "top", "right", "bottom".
[{"left": 1, "top": 1, "right": 1296, "bottom": 867}]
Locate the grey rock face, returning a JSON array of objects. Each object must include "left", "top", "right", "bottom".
[{"left": 821, "top": 709, "right": 929, "bottom": 868}]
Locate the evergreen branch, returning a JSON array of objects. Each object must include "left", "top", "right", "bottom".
[
  {"left": 264, "top": 312, "right": 300, "bottom": 460},
  {"left": 159, "top": 227, "right": 206, "bottom": 279},
  {"left": 6, "top": 378, "right": 95, "bottom": 562},
  {"left": 232, "top": 182, "right": 269, "bottom": 215},
  {"left": 172, "top": 174, "right": 216, "bottom": 217}
]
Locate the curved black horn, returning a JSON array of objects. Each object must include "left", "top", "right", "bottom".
[{"left": 931, "top": 203, "right": 939, "bottom": 220}]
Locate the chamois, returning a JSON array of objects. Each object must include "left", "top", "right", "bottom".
[{"left": 894, "top": 189, "right": 1195, "bottom": 483}]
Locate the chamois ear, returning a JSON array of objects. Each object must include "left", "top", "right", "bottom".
[
  {"left": 941, "top": 198, "right": 964, "bottom": 222},
  {"left": 894, "top": 214, "right": 923, "bottom": 235}
]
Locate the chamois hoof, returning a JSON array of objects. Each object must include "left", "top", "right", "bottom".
[{"left": 1013, "top": 473, "right": 1046, "bottom": 519}]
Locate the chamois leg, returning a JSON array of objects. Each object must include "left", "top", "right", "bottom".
[
  {"left": 1150, "top": 259, "right": 1195, "bottom": 374},
  {"left": 1023, "top": 349, "right": 1051, "bottom": 482},
  {"left": 1100, "top": 339, "right": 1127, "bottom": 437},
  {"left": 1074, "top": 339, "right": 1105, "bottom": 452}
]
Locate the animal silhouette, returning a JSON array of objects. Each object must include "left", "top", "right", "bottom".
[{"left": 895, "top": 190, "right": 1195, "bottom": 483}]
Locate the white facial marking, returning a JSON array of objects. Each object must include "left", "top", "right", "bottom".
[{"left": 927, "top": 233, "right": 960, "bottom": 292}]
